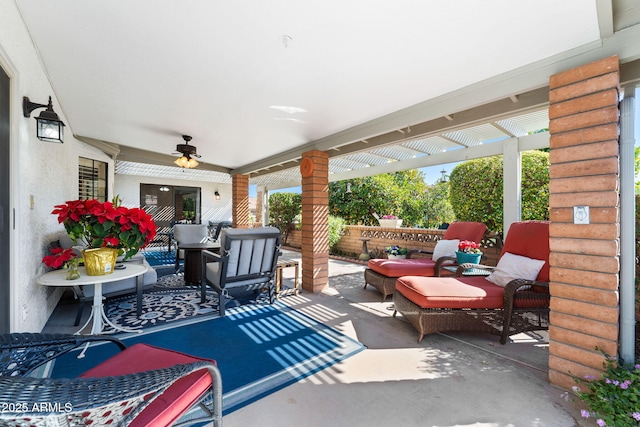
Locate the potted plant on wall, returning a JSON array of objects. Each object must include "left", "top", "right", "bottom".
[
  {"left": 51, "top": 196, "right": 157, "bottom": 276},
  {"left": 378, "top": 215, "right": 403, "bottom": 228}
]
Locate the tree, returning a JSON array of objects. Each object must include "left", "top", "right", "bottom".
[
  {"left": 268, "top": 192, "right": 301, "bottom": 244},
  {"left": 328, "top": 170, "right": 437, "bottom": 227},
  {"left": 448, "top": 151, "right": 549, "bottom": 232},
  {"left": 424, "top": 181, "right": 455, "bottom": 228}
]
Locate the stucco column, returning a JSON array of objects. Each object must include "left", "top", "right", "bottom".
[
  {"left": 300, "top": 150, "right": 329, "bottom": 293},
  {"left": 547, "top": 56, "right": 621, "bottom": 389},
  {"left": 232, "top": 174, "right": 250, "bottom": 229}
]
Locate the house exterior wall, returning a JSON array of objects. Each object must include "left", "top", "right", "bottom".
[
  {"left": 547, "top": 56, "right": 622, "bottom": 389},
  {"left": 0, "top": 1, "right": 116, "bottom": 331},
  {"left": 114, "top": 175, "right": 233, "bottom": 224}
]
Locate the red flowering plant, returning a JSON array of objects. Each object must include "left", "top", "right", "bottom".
[
  {"left": 42, "top": 247, "right": 79, "bottom": 270},
  {"left": 51, "top": 196, "right": 157, "bottom": 260},
  {"left": 458, "top": 240, "right": 482, "bottom": 254}
]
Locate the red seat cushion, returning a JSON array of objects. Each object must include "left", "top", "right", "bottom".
[
  {"left": 368, "top": 258, "right": 436, "bottom": 277},
  {"left": 79, "top": 343, "right": 215, "bottom": 427},
  {"left": 395, "top": 275, "right": 504, "bottom": 309}
]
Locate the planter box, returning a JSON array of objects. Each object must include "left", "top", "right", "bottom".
[
  {"left": 378, "top": 219, "right": 402, "bottom": 228},
  {"left": 387, "top": 254, "right": 406, "bottom": 259}
]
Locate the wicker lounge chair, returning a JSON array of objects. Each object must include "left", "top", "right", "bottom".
[
  {"left": 201, "top": 226, "right": 282, "bottom": 316},
  {"left": 364, "top": 221, "right": 487, "bottom": 300},
  {"left": 0, "top": 333, "right": 223, "bottom": 427},
  {"left": 393, "top": 221, "right": 550, "bottom": 344}
]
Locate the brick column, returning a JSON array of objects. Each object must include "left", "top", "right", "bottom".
[
  {"left": 255, "top": 189, "right": 264, "bottom": 227},
  {"left": 547, "top": 56, "right": 621, "bottom": 389},
  {"left": 232, "top": 174, "right": 250, "bottom": 229},
  {"left": 301, "top": 150, "right": 329, "bottom": 293}
]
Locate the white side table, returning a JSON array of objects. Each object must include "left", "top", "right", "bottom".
[{"left": 38, "top": 263, "right": 148, "bottom": 336}]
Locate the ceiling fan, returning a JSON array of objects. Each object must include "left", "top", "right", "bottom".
[{"left": 173, "top": 135, "right": 200, "bottom": 169}]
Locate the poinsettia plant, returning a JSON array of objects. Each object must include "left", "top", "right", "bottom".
[
  {"left": 42, "top": 247, "right": 79, "bottom": 269},
  {"left": 51, "top": 196, "right": 157, "bottom": 260},
  {"left": 458, "top": 240, "right": 482, "bottom": 254}
]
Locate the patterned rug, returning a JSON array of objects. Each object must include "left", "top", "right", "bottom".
[
  {"left": 51, "top": 302, "right": 366, "bottom": 417},
  {"left": 105, "top": 273, "right": 273, "bottom": 329}
]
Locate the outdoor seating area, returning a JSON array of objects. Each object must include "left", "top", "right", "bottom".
[
  {"left": 28, "top": 246, "right": 587, "bottom": 425},
  {"left": 364, "top": 221, "right": 488, "bottom": 300},
  {"left": 4, "top": 3, "right": 640, "bottom": 426},
  {"left": 393, "top": 221, "right": 550, "bottom": 344}
]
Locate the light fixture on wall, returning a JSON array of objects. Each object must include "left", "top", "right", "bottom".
[
  {"left": 22, "top": 96, "right": 65, "bottom": 143},
  {"left": 159, "top": 186, "right": 170, "bottom": 192},
  {"left": 214, "top": 190, "right": 220, "bottom": 200}
]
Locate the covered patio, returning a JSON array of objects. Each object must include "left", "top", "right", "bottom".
[
  {"left": 1, "top": 1, "right": 640, "bottom": 423},
  {"left": 42, "top": 249, "right": 587, "bottom": 425}
]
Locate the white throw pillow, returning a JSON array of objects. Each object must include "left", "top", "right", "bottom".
[
  {"left": 432, "top": 239, "right": 460, "bottom": 261},
  {"left": 485, "top": 252, "right": 545, "bottom": 287}
]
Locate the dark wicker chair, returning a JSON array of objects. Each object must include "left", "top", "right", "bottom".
[
  {"left": 0, "top": 333, "right": 222, "bottom": 427},
  {"left": 364, "top": 221, "right": 487, "bottom": 300},
  {"left": 393, "top": 221, "right": 550, "bottom": 344},
  {"left": 201, "top": 226, "right": 282, "bottom": 316}
]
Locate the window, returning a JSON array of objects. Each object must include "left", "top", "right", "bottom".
[{"left": 79, "top": 157, "right": 107, "bottom": 201}]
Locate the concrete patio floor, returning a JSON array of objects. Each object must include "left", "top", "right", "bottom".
[{"left": 43, "top": 250, "right": 592, "bottom": 426}]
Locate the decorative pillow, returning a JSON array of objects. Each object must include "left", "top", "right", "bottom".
[
  {"left": 432, "top": 239, "right": 460, "bottom": 261},
  {"left": 485, "top": 252, "right": 546, "bottom": 287}
]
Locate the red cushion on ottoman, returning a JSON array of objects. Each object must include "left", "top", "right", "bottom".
[
  {"left": 395, "top": 276, "right": 504, "bottom": 309},
  {"left": 368, "top": 258, "right": 436, "bottom": 277},
  {"left": 79, "top": 343, "right": 215, "bottom": 427}
]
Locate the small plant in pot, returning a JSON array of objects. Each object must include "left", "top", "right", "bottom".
[
  {"left": 455, "top": 240, "right": 482, "bottom": 264},
  {"left": 385, "top": 245, "right": 408, "bottom": 259}
]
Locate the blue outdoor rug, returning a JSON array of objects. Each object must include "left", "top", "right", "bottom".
[
  {"left": 143, "top": 249, "right": 178, "bottom": 267},
  {"left": 48, "top": 302, "right": 366, "bottom": 415}
]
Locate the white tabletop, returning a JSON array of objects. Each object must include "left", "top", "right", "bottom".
[{"left": 37, "top": 263, "right": 148, "bottom": 287}]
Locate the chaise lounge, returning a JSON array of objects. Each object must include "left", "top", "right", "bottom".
[
  {"left": 364, "top": 221, "right": 487, "bottom": 300},
  {"left": 393, "top": 220, "right": 550, "bottom": 344}
]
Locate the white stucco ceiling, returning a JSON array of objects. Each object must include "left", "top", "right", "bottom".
[{"left": 14, "top": 1, "right": 640, "bottom": 187}]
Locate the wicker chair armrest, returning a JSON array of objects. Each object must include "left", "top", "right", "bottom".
[
  {"left": 0, "top": 361, "right": 221, "bottom": 426},
  {"left": 454, "top": 263, "right": 495, "bottom": 277},
  {"left": 0, "top": 333, "right": 126, "bottom": 377},
  {"left": 434, "top": 256, "right": 456, "bottom": 275},
  {"left": 406, "top": 249, "right": 433, "bottom": 259},
  {"left": 502, "top": 279, "right": 550, "bottom": 307}
]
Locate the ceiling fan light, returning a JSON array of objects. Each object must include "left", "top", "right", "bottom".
[
  {"left": 187, "top": 157, "right": 199, "bottom": 168},
  {"left": 174, "top": 155, "right": 189, "bottom": 168}
]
